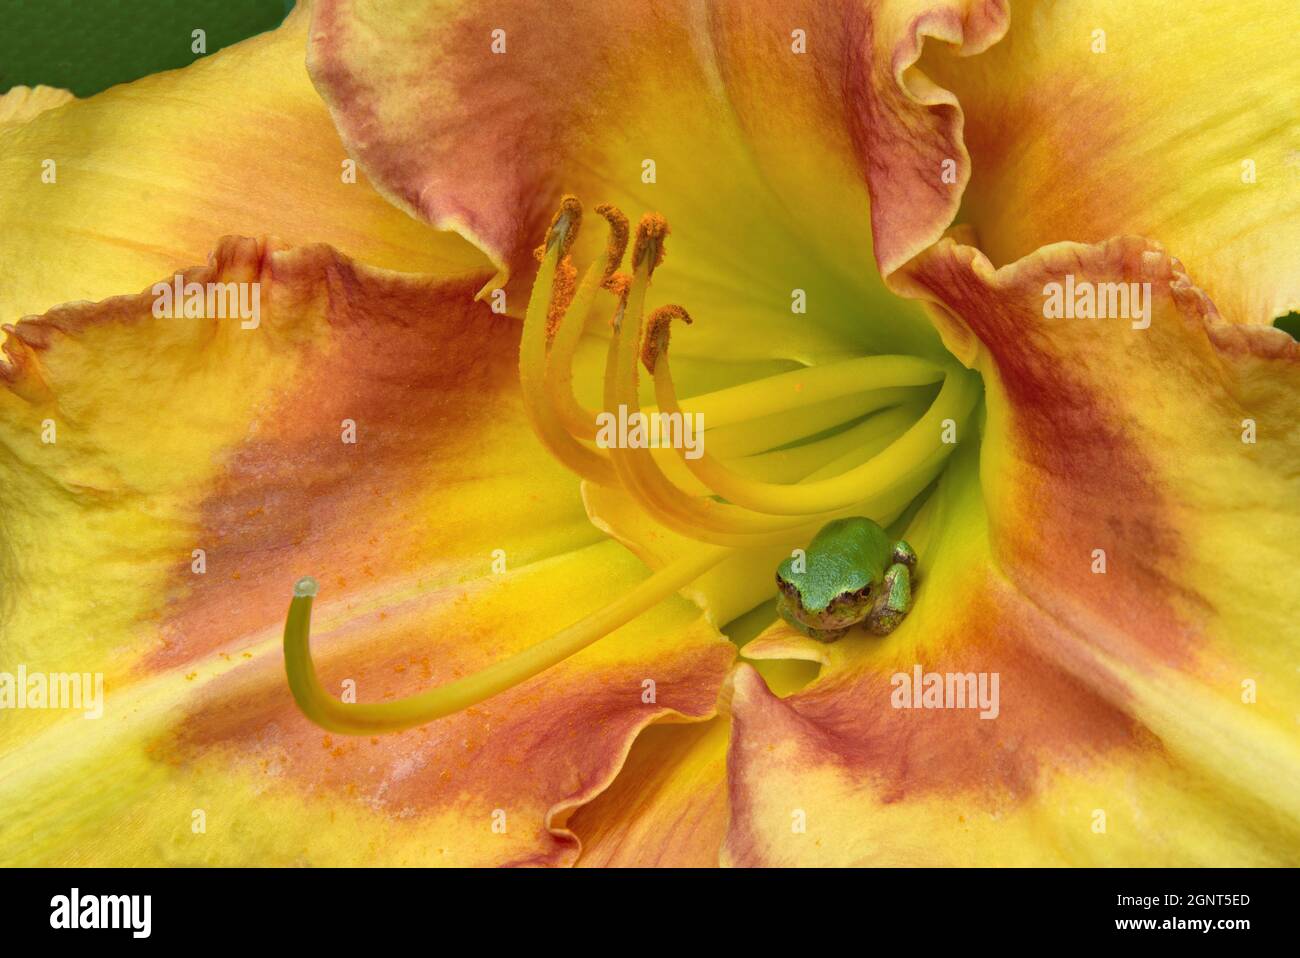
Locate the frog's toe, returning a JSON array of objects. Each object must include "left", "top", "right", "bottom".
[
  {"left": 806, "top": 624, "right": 851, "bottom": 643},
  {"left": 778, "top": 610, "right": 849, "bottom": 643},
  {"left": 777, "top": 592, "right": 852, "bottom": 642},
  {"left": 865, "top": 609, "right": 906, "bottom": 636},
  {"left": 892, "top": 539, "right": 917, "bottom": 570},
  {"left": 865, "top": 562, "right": 912, "bottom": 635}
]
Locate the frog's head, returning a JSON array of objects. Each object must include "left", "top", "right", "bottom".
[
  {"left": 775, "top": 517, "right": 905, "bottom": 640},
  {"left": 776, "top": 571, "right": 877, "bottom": 638}
]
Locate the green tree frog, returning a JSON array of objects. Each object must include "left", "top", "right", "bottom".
[{"left": 775, "top": 517, "right": 917, "bottom": 642}]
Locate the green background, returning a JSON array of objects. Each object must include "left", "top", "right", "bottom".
[{"left": 0, "top": 0, "right": 291, "bottom": 96}]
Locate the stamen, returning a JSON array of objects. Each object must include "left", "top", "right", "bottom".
[
  {"left": 518, "top": 195, "right": 616, "bottom": 485},
  {"left": 631, "top": 213, "right": 668, "bottom": 275},
  {"left": 283, "top": 550, "right": 728, "bottom": 734},
  {"left": 545, "top": 207, "right": 630, "bottom": 439},
  {"left": 642, "top": 304, "right": 692, "bottom": 374},
  {"left": 544, "top": 237, "right": 939, "bottom": 460},
  {"left": 594, "top": 204, "right": 629, "bottom": 289},
  {"left": 535, "top": 194, "right": 583, "bottom": 262},
  {"left": 595, "top": 217, "right": 961, "bottom": 549}
]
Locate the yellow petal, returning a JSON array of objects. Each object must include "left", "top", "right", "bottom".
[
  {"left": 0, "top": 1, "right": 484, "bottom": 325},
  {"left": 0, "top": 240, "right": 732, "bottom": 865},
  {"left": 569, "top": 656, "right": 817, "bottom": 867},
  {"left": 922, "top": 0, "right": 1300, "bottom": 324},
  {"left": 571, "top": 716, "right": 732, "bottom": 868},
  {"left": 0, "top": 85, "right": 74, "bottom": 129}
]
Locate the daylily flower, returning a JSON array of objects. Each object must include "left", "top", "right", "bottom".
[{"left": 2, "top": 0, "right": 1297, "bottom": 869}]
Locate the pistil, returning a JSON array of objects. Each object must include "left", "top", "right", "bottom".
[{"left": 283, "top": 547, "right": 728, "bottom": 734}]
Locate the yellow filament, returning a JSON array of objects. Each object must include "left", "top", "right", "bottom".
[
  {"left": 652, "top": 354, "right": 943, "bottom": 429},
  {"left": 654, "top": 357, "right": 980, "bottom": 515},
  {"left": 284, "top": 547, "right": 729, "bottom": 735},
  {"left": 737, "top": 402, "right": 926, "bottom": 483},
  {"left": 704, "top": 386, "right": 924, "bottom": 459},
  {"left": 641, "top": 394, "right": 927, "bottom": 498}
]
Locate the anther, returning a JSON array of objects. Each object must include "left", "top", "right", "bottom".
[
  {"left": 546, "top": 257, "right": 579, "bottom": 342},
  {"left": 535, "top": 194, "right": 583, "bottom": 261},
  {"left": 631, "top": 213, "right": 669, "bottom": 274},
  {"left": 608, "top": 272, "right": 632, "bottom": 332},
  {"left": 594, "top": 204, "right": 629, "bottom": 287},
  {"left": 642, "top": 305, "right": 692, "bottom": 374}
]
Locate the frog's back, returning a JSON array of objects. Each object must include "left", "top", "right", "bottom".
[{"left": 778, "top": 517, "right": 891, "bottom": 613}]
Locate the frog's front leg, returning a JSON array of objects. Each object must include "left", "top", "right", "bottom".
[{"left": 864, "top": 562, "right": 912, "bottom": 635}]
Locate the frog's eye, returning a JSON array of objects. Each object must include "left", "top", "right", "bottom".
[{"left": 283, "top": 197, "right": 977, "bottom": 734}]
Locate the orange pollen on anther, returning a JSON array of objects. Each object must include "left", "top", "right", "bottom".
[
  {"left": 642, "top": 305, "right": 692, "bottom": 373},
  {"left": 534, "top": 194, "right": 584, "bottom": 262},
  {"left": 546, "top": 257, "right": 579, "bottom": 342},
  {"left": 594, "top": 204, "right": 630, "bottom": 287},
  {"left": 607, "top": 271, "right": 633, "bottom": 330},
  {"left": 631, "top": 213, "right": 669, "bottom": 274}
]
